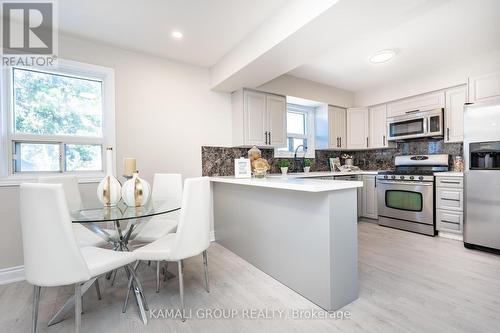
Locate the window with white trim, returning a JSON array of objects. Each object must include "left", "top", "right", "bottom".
[
  {"left": 275, "top": 103, "right": 315, "bottom": 158},
  {"left": 0, "top": 60, "right": 115, "bottom": 180}
]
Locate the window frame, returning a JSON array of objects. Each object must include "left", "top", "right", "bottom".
[
  {"left": 274, "top": 103, "right": 316, "bottom": 158},
  {"left": 0, "top": 59, "right": 116, "bottom": 185}
]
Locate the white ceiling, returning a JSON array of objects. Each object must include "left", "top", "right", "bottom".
[
  {"left": 289, "top": 0, "right": 500, "bottom": 92},
  {"left": 58, "top": 0, "right": 286, "bottom": 67}
]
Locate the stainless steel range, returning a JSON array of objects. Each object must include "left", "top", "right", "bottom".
[{"left": 377, "top": 154, "right": 449, "bottom": 236}]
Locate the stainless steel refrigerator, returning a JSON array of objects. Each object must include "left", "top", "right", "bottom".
[{"left": 464, "top": 99, "right": 500, "bottom": 251}]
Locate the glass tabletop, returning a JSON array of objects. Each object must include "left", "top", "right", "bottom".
[{"left": 71, "top": 199, "right": 180, "bottom": 223}]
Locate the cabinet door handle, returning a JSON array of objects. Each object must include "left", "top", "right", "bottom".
[
  {"left": 337, "top": 137, "right": 339, "bottom": 147},
  {"left": 441, "top": 180, "right": 460, "bottom": 184},
  {"left": 441, "top": 198, "right": 460, "bottom": 201},
  {"left": 340, "top": 137, "right": 342, "bottom": 147},
  {"left": 383, "top": 135, "right": 386, "bottom": 146},
  {"left": 405, "top": 109, "right": 420, "bottom": 114},
  {"left": 447, "top": 128, "right": 450, "bottom": 141},
  {"left": 366, "top": 137, "right": 369, "bottom": 148},
  {"left": 264, "top": 131, "right": 268, "bottom": 145},
  {"left": 268, "top": 131, "right": 271, "bottom": 145},
  {"left": 441, "top": 219, "right": 459, "bottom": 224}
]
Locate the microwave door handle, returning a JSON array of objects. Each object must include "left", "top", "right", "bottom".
[{"left": 424, "top": 117, "right": 428, "bottom": 134}]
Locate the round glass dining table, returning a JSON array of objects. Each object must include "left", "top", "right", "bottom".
[{"left": 70, "top": 199, "right": 180, "bottom": 250}]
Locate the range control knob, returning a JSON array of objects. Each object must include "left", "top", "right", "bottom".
[
  {"left": 418, "top": 176, "right": 424, "bottom": 180},
  {"left": 409, "top": 176, "right": 414, "bottom": 180},
  {"left": 384, "top": 175, "right": 388, "bottom": 179},
  {"left": 400, "top": 175, "right": 405, "bottom": 180},
  {"left": 391, "top": 175, "right": 396, "bottom": 179}
]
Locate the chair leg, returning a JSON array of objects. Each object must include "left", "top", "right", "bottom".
[
  {"left": 94, "top": 278, "right": 102, "bottom": 300},
  {"left": 156, "top": 261, "right": 161, "bottom": 293},
  {"left": 110, "top": 269, "right": 117, "bottom": 286},
  {"left": 178, "top": 260, "right": 185, "bottom": 322},
  {"left": 202, "top": 250, "right": 210, "bottom": 293},
  {"left": 75, "top": 283, "right": 82, "bottom": 333},
  {"left": 32, "top": 285, "right": 41, "bottom": 333},
  {"left": 163, "top": 262, "right": 168, "bottom": 282}
]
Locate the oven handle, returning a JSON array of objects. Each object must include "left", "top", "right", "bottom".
[{"left": 377, "top": 180, "right": 433, "bottom": 186}]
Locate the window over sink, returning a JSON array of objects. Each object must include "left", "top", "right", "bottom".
[{"left": 274, "top": 102, "right": 316, "bottom": 158}]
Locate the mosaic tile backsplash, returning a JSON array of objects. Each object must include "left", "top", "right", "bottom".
[{"left": 202, "top": 139, "right": 463, "bottom": 176}]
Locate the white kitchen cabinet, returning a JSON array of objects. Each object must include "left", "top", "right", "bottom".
[
  {"left": 368, "top": 104, "right": 395, "bottom": 149},
  {"left": 386, "top": 91, "right": 445, "bottom": 117},
  {"left": 361, "top": 175, "right": 378, "bottom": 219},
  {"left": 328, "top": 106, "right": 347, "bottom": 149},
  {"left": 266, "top": 94, "right": 287, "bottom": 147},
  {"left": 444, "top": 85, "right": 467, "bottom": 143},
  {"left": 347, "top": 108, "right": 369, "bottom": 149},
  {"left": 436, "top": 175, "right": 464, "bottom": 235},
  {"left": 468, "top": 70, "right": 500, "bottom": 103},
  {"left": 232, "top": 89, "right": 286, "bottom": 147}
]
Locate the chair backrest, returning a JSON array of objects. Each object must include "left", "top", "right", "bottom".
[
  {"left": 20, "top": 183, "right": 91, "bottom": 286},
  {"left": 170, "top": 177, "right": 211, "bottom": 260},
  {"left": 152, "top": 173, "right": 183, "bottom": 206},
  {"left": 38, "top": 175, "right": 82, "bottom": 211}
]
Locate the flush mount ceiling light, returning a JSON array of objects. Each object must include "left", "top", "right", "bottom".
[
  {"left": 171, "top": 30, "right": 183, "bottom": 40},
  {"left": 369, "top": 49, "right": 396, "bottom": 64}
]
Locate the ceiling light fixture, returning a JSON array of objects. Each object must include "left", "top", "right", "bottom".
[
  {"left": 369, "top": 49, "right": 396, "bottom": 64},
  {"left": 172, "top": 30, "right": 183, "bottom": 40}
]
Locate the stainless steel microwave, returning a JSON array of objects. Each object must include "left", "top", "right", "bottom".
[{"left": 387, "top": 108, "right": 444, "bottom": 141}]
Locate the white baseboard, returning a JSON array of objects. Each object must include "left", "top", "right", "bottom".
[
  {"left": 438, "top": 231, "right": 463, "bottom": 241},
  {"left": 210, "top": 230, "right": 215, "bottom": 242},
  {"left": 0, "top": 265, "right": 25, "bottom": 285}
]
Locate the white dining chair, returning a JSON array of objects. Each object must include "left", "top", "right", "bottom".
[
  {"left": 125, "top": 177, "right": 211, "bottom": 321},
  {"left": 38, "top": 176, "right": 108, "bottom": 248},
  {"left": 132, "top": 173, "right": 182, "bottom": 291},
  {"left": 20, "top": 183, "right": 143, "bottom": 333}
]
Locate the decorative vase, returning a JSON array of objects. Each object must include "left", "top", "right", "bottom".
[
  {"left": 121, "top": 171, "right": 151, "bottom": 207},
  {"left": 304, "top": 166, "right": 311, "bottom": 173},
  {"left": 97, "top": 147, "right": 122, "bottom": 206},
  {"left": 281, "top": 167, "right": 288, "bottom": 175},
  {"left": 345, "top": 158, "right": 353, "bottom": 166}
]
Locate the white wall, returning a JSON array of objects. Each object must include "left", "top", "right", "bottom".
[
  {"left": 258, "top": 74, "right": 354, "bottom": 107},
  {"left": 59, "top": 34, "right": 233, "bottom": 182},
  {"left": 0, "top": 34, "right": 233, "bottom": 272},
  {"left": 355, "top": 50, "right": 500, "bottom": 106}
]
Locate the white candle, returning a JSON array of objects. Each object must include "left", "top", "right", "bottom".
[{"left": 123, "top": 158, "right": 136, "bottom": 177}]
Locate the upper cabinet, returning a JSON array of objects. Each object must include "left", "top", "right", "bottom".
[
  {"left": 444, "top": 85, "right": 467, "bottom": 143},
  {"left": 266, "top": 94, "right": 287, "bottom": 147},
  {"left": 328, "top": 106, "right": 347, "bottom": 149},
  {"left": 387, "top": 91, "right": 445, "bottom": 117},
  {"left": 369, "top": 104, "right": 393, "bottom": 149},
  {"left": 347, "top": 108, "right": 369, "bottom": 149},
  {"left": 232, "top": 89, "right": 286, "bottom": 147},
  {"left": 468, "top": 70, "right": 500, "bottom": 103}
]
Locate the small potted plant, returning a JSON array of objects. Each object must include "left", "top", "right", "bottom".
[
  {"left": 277, "top": 159, "right": 290, "bottom": 176},
  {"left": 341, "top": 153, "right": 353, "bottom": 166},
  {"left": 303, "top": 159, "right": 312, "bottom": 173}
]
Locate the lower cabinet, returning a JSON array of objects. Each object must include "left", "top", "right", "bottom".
[
  {"left": 361, "top": 175, "right": 378, "bottom": 219},
  {"left": 436, "top": 175, "right": 464, "bottom": 235}
]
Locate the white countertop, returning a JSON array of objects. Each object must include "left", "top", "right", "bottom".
[
  {"left": 434, "top": 171, "right": 463, "bottom": 177},
  {"left": 267, "top": 171, "right": 379, "bottom": 178},
  {"left": 210, "top": 176, "right": 363, "bottom": 192}
]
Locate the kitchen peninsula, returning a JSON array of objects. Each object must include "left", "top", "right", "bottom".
[{"left": 211, "top": 176, "right": 363, "bottom": 311}]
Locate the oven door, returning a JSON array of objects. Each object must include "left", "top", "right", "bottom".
[{"left": 377, "top": 180, "right": 434, "bottom": 225}]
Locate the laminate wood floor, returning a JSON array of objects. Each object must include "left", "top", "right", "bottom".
[{"left": 1, "top": 221, "right": 500, "bottom": 332}]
